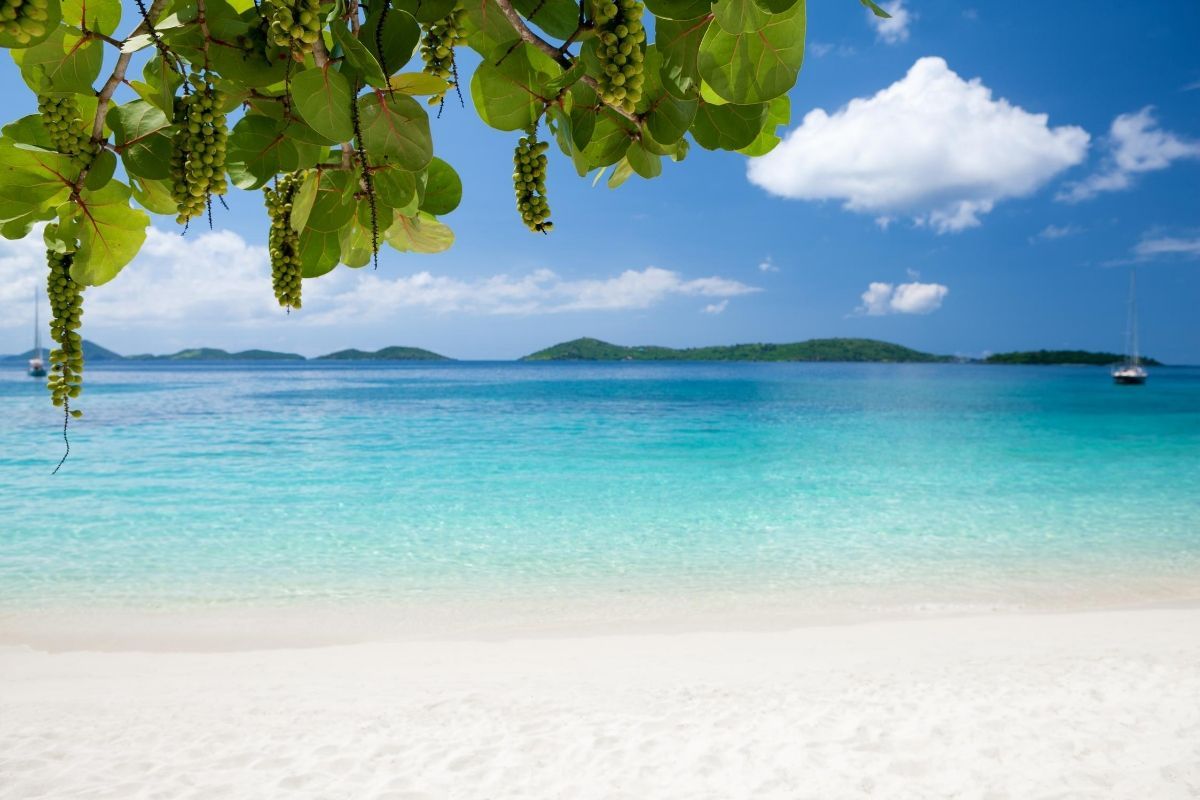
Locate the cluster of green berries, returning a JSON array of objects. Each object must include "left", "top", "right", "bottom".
[
  {"left": 513, "top": 129, "right": 552, "bottom": 233},
  {"left": 419, "top": 7, "right": 466, "bottom": 105},
  {"left": 264, "top": 172, "right": 304, "bottom": 309},
  {"left": 37, "top": 95, "right": 99, "bottom": 166},
  {"left": 46, "top": 249, "right": 84, "bottom": 416},
  {"left": 170, "top": 75, "right": 228, "bottom": 225},
  {"left": 594, "top": 0, "right": 646, "bottom": 113},
  {"left": 264, "top": 0, "right": 322, "bottom": 53},
  {"left": 1, "top": 0, "right": 50, "bottom": 45}
]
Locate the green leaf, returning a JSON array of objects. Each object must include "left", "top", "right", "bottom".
[
  {"left": 753, "top": 0, "right": 799, "bottom": 13},
  {"left": 655, "top": 15, "right": 710, "bottom": 100},
  {"left": 644, "top": 0, "right": 710, "bottom": 21},
  {"left": 606, "top": 159, "right": 634, "bottom": 188},
  {"left": 13, "top": 25, "right": 101, "bottom": 93},
  {"left": 737, "top": 94, "right": 789, "bottom": 157},
  {"left": 712, "top": 0, "right": 769, "bottom": 33},
  {"left": 362, "top": 5, "right": 420, "bottom": 75},
  {"left": 62, "top": 0, "right": 121, "bottom": 34},
  {"left": 226, "top": 114, "right": 298, "bottom": 190},
  {"left": 420, "top": 157, "right": 462, "bottom": 216},
  {"left": 130, "top": 176, "right": 177, "bottom": 215},
  {"left": 72, "top": 182, "right": 149, "bottom": 286},
  {"left": 625, "top": 140, "right": 662, "bottom": 179},
  {"left": 292, "top": 66, "right": 355, "bottom": 143},
  {"left": 332, "top": 22, "right": 388, "bottom": 89},
  {"left": 543, "top": 60, "right": 588, "bottom": 96},
  {"left": 83, "top": 149, "right": 117, "bottom": 190},
  {"left": 385, "top": 212, "right": 454, "bottom": 254},
  {"left": 339, "top": 216, "right": 375, "bottom": 268},
  {"left": 859, "top": 0, "right": 891, "bottom": 18},
  {"left": 357, "top": 93, "right": 433, "bottom": 171},
  {"left": 397, "top": 0, "right": 457, "bottom": 24},
  {"left": 389, "top": 72, "right": 451, "bottom": 96},
  {"left": 0, "top": 0, "right": 61, "bottom": 48},
  {"left": 698, "top": 1, "right": 806, "bottom": 104},
  {"left": 134, "top": 53, "right": 185, "bottom": 116},
  {"left": 107, "top": 100, "right": 173, "bottom": 180},
  {"left": 581, "top": 111, "right": 635, "bottom": 169},
  {"left": 470, "top": 43, "right": 562, "bottom": 131},
  {"left": 689, "top": 99, "right": 766, "bottom": 150},
  {"left": 373, "top": 168, "right": 420, "bottom": 215},
  {"left": 289, "top": 171, "right": 319, "bottom": 233},
  {"left": 298, "top": 172, "right": 355, "bottom": 278},
  {"left": 512, "top": 0, "right": 579, "bottom": 39},
  {"left": 637, "top": 46, "right": 697, "bottom": 146},
  {"left": 461, "top": 0, "right": 520, "bottom": 54}
]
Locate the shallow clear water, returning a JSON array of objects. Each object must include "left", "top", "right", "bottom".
[{"left": 2, "top": 362, "right": 1199, "bottom": 618}]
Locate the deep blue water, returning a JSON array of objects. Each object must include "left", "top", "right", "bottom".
[{"left": 1, "top": 361, "right": 1198, "bottom": 615}]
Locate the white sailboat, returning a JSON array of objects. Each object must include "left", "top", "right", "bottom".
[
  {"left": 1111, "top": 270, "right": 1147, "bottom": 385},
  {"left": 28, "top": 287, "right": 46, "bottom": 378}
]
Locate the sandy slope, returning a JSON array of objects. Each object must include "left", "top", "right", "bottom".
[{"left": 2, "top": 609, "right": 1200, "bottom": 799}]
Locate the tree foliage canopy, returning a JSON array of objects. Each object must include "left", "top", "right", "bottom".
[{"left": 1, "top": 0, "right": 886, "bottom": 457}]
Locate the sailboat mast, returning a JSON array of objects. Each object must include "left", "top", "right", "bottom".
[
  {"left": 33, "top": 285, "right": 41, "bottom": 358},
  {"left": 1129, "top": 270, "right": 1139, "bottom": 367}
]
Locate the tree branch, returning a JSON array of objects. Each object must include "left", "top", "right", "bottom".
[
  {"left": 90, "top": 0, "right": 172, "bottom": 142},
  {"left": 491, "top": 0, "right": 640, "bottom": 124}
]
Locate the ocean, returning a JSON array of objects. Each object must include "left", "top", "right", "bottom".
[{"left": 2, "top": 361, "right": 1199, "bottom": 634}]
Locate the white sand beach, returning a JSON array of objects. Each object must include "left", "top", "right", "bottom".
[{"left": 3, "top": 607, "right": 1200, "bottom": 799}]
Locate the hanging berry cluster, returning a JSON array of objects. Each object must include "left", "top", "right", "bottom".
[
  {"left": 264, "top": 172, "right": 304, "bottom": 310},
  {"left": 419, "top": 7, "right": 467, "bottom": 106},
  {"left": 513, "top": 126, "right": 552, "bottom": 233},
  {"left": 0, "top": 0, "right": 51, "bottom": 45},
  {"left": 594, "top": 0, "right": 646, "bottom": 114},
  {"left": 263, "top": 0, "right": 322, "bottom": 53},
  {"left": 169, "top": 74, "right": 228, "bottom": 225},
  {"left": 37, "top": 94, "right": 99, "bottom": 167},
  {"left": 45, "top": 248, "right": 84, "bottom": 416}
]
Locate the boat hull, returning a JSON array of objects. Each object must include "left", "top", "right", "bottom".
[{"left": 1113, "top": 373, "right": 1146, "bottom": 385}]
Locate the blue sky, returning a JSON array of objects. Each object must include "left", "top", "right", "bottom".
[{"left": 1, "top": 0, "right": 1198, "bottom": 361}]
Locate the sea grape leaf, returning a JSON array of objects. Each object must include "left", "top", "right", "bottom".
[
  {"left": 711, "top": 0, "right": 769, "bottom": 34},
  {"left": 460, "top": 0, "right": 520, "bottom": 53},
  {"left": 470, "top": 43, "right": 561, "bottom": 131},
  {"left": 860, "top": 0, "right": 891, "bottom": 18},
  {"left": 385, "top": 212, "right": 454, "bottom": 254},
  {"left": 332, "top": 22, "right": 388, "bottom": 89},
  {"left": 689, "top": 99, "right": 766, "bottom": 150},
  {"left": 698, "top": 1, "right": 806, "bottom": 104},
  {"left": 13, "top": 25, "right": 101, "bottom": 93},
  {"left": 389, "top": 72, "right": 451, "bottom": 96},
  {"left": 83, "top": 149, "right": 117, "bottom": 190},
  {"left": 362, "top": 5, "right": 420, "bottom": 74},
  {"left": 338, "top": 217, "right": 375, "bottom": 268},
  {"left": 226, "top": 114, "right": 297, "bottom": 190},
  {"left": 581, "top": 111, "right": 635, "bottom": 169},
  {"left": 753, "top": 0, "right": 799, "bottom": 13},
  {"left": 288, "top": 171, "right": 320, "bottom": 233},
  {"left": 298, "top": 172, "right": 355, "bottom": 278},
  {"left": 420, "top": 158, "right": 462, "bottom": 216},
  {"left": 130, "top": 176, "right": 178, "bottom": 215},
  {"left": 107, "top": 100, "right": 173, "bottom": 180},
  {"left": 644, "top": 0, "right": 710, "bottom": 21},
  {"left": 357, "top": 93, "right": 433, "bottom": 171},
  {"left": 62, "top": 0, "right": 121, "bottom": 34},
  {"left": 625, "top": 140, "right": 662, "bottom": 179},
  {"left": 72, "top": 182, "right": 149, "bottom": 286},
  {"left": 637, "top": 46, "right": 698, "bottom": 145},
  {"left": 656, "top": 15, "right": 710, "bottom": 99},
  {"left": 373, "top": 168, "right": 420, "bottom": 216},
  {"left": 512, "top": 0, "right": 579, "bottom": 39},
  {"left": 291, "top": 66, "right": 355, "bottom": 143},
  {"left": 737, "top": 94, "right": 789, "bottom": 157},
  {"left": 397, "top": 0, "right": 457, "bottom": 24}
]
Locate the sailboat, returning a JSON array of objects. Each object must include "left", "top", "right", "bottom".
[
  {"left": 1111, "top": 270, "right": 1147, "bottom": 385},
  {"left": 28, "top": 287, "right": 46, "bottom": 378}
]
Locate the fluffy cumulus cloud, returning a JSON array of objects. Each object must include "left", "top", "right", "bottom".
[
  {"left": 857, "top": 280, "right": 948, "bottom": 315},
  {"left": 0, "top": 228, "right": 758, "bottom": 336},
  {"left": 1057, "top": 107, "right": 1200, "bottom": 202},
  {"left": 701, "top": 300, "right": 729, "bottom": 314},
  {"left": 868, "top": 0, "right": 913, "bottom": 44},
  {"left": 747, "top": 57, "right": 1090, "bottom": 233}
]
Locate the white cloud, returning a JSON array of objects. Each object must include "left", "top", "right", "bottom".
[
  {"left": 1132, "top": 235, "right": 1200, "bottom": 260},
  {"left": 1058, "top": 107, "right": 1200, "bottom": 202},
  {"left": 758, "top": 256, "right": 779, "bottom": 273},
  {"left": 810, "top": 41, "right": 856, "bottom": 58},
  {"left": 701, "top": 300, "right": 729, "bottom": 314},
  {"left": 869, "top": 0, "right": 913, "bottom": 44},
  {"left": 748, "top": 57, "right": 1089, "bottom": 233},
  {"left": 1033, "top": 224, "right": 1082, "bottom": 241},
  {"left": 857, "top": 279, "right": 948, "bottom": 315},
  {"left": 0, "top": 228, "right": 760, "bottom": 339}
]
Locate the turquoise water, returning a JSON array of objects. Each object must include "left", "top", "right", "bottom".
[{"left": 2, "top": 362, "right": 1199, "bottom": 620}]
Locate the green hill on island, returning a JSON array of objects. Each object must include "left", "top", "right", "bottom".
[
  {"left": 522, "top": 337, "right": 951, "bottom": 363},
  {"left": 128, "top": 348, "right": 306, "bottom": 361},
  {"left": 4, "top": 339, "right": 125, "bottom": 362},
  {"left": 316, "top": 346, "right": 450, "bottom": 361},
  {"left": 984, "top": 350, "right": 1162, "bottom": 366}
]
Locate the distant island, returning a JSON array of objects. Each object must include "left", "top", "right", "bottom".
[
  {"left": 521, "top": 337, "right": 954, "bottom": 363},
  {"left": 316, "top": 346, "right": 450, "bottom": 361},
  {"left": 984, "top": 350, "right": 1162, "bottom": 367},
  {"left": 126, "top": 348, "right": 306, "bottom": 361}
]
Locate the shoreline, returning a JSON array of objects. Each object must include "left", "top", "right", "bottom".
[{"left": 3, "top": 607, "right": 1199, "bottom": 797}]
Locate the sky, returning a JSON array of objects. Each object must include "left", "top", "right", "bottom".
[{"left": 1, "top": 0, "right": 1198, "bottom": 361}]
